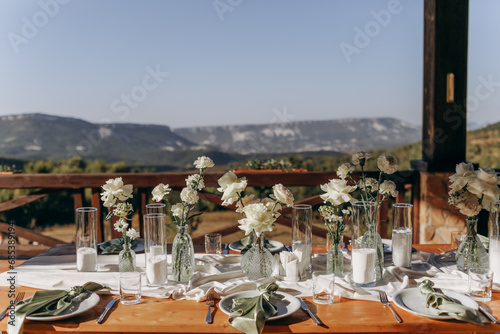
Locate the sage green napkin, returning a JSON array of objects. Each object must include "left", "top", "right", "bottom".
[
  {"left": 228, "top": 282, "right": 280, "bottom": 334},
  {"left": 7, "top": 282, "right": 105, "bottom": 334},
  {"left": 417, "top": 280, "right": 482, "bottom": 324},
  {"left": 98, "top": 238, "right": 138, "bottom": 254},
  {"left": 240, "top": 236, "right": 273, "bottom": 254}
]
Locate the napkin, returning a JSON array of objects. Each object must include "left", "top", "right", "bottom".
[
  {"left": 7, "top": 282, "right": 105, "bottom": 334},
  {"left": 228, "top": 282, "right": 280, "bottom": 334},
  {"left": 98, "top": 238, "right": 138, "bottom": 254},
  {"left": 417, "top": 279, "right": 482, "bottom": 324}
]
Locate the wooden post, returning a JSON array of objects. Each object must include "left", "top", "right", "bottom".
[{"left": 413, "top": 0, "right": 469, "bottom": 172}]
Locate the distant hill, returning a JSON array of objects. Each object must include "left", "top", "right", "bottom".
[
  {"left": 174, "top": 118, "right": 420, "bottom": 154},
  {"left": 0, "top": 114, "right": 241, "bottom": 168}
]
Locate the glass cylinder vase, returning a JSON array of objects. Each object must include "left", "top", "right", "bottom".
[
  {"left": 241, "top": 231, "right": 276, "bottom": 280},
  {"left": 489, "top": 202, "right": 500, "bottom": 284},
  {"left": 144, "top": 213, "right": 168, "bottom": 286},
  {"left": 456, "top": 216, "right": 488, "bottom": 272},
  {"left": 172, "top": 225, "right": 195, "bottom": 282},
  {"left": 76, "top": 207, "right": 98, "bottom": 272},
  {"left": 351, "top": 201, "right": 379, "bottom": 287},
  {"left": 326, "top": 226, "right": 344, "bottom": 277},
  {"left": 292, "top": 204, "right": 312, "bottom": 278},
  {"left": 119, "top": 245, "right": 136, "bottom": 272},
  {"left": 392, "top": 203, "right": 413, "bottom": 268}
]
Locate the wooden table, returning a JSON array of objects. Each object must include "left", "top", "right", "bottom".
[{"left": 1, "top": 244, "right": 499, "bottom": 333}]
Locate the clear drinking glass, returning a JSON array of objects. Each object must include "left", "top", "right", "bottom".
[
  {"left": 351, "top": 201, "right": 378, "bottom": 287},
  {"left": 144, "top": 213, "right": 168, "bottom": 286},
  {"left": 146, "top": 203, "right": 167, "bottom": 214},
  {"left": 292, "top": 204, "right": 312, "bottom": 278},
  {"left": 120, "top": 272, "right": 142, "bottom": 305},
  {"left": 468, "top": 267, "right": 493, "bottom": 302},
  {"left": 205, "top": 233, "right": 222, "bottom": 254},
  {"left": 312, "top": 271, "right": 335, "bottom": 304},
  {"left": 76, "top": 207, "right": 98, "bottom": 272},
  {"left": 392, "top": 203, "right": 413, "bottom": 268}
]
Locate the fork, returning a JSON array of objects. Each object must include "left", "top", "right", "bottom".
[
  {"left": 378, "top": 291, "right": 403, "bottom": 323},
  {"left": 205, "top": 291, "right": 215, "bottom": 324},
  {"left": 0, "top": 291, "right": 25, "bottom": 320}
]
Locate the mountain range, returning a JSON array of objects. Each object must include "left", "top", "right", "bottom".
[{"left": 0, "top": 113, "right": 421, "bottom": 167}]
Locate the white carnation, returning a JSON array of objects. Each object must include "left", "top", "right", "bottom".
[
  {"left": 377, "top": 154, "right": 398, "bottom": 174},
  {"left": 171, "top": 203, "right": 184, "bottom": 218},
  {"left": 180, "top": 187, "right": 199, "bottom": 205},
  {"left": 337, "top": 163, "right": 354, "bottom": 179},
  {"left": 186, "top": 174, "right": 204, "bottom": 190},
  {"left": 194, "top": 156, "right": 215, "bottom": 169},
  {"left": 152, "top": 183, "right": 171, "bottom": 202},
  {"left": 352, "top": 151, "right": 372, "bottom": 166},
  {"left": 379, "top": 180, "right": 398, "bottom": 197},
  {"left": 126, "top": 227, "right": 140, "bottom": 240}
]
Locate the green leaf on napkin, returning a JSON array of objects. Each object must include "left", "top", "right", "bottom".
[
  {"left": 98, "top": 238, "right": 138, "bottom": 254},
  {"left": 228, "top": 282, "right": 280, "bottom": 334},
  {"left": 417, "top": 279, "right": 482, "bottom": 324},
  {"left": 8, "top": 282, "right": 105, "bottom": 334}
]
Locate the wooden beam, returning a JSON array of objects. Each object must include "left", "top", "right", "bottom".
[
  {"left": 90, "top": 188, "right": 104, "bottom": 243},
  {"left": 0, "top": 222, "right": 65, "bottom": 246},
  {"left": 0, "top": 193, "right": 48, "bottom": 213},
  {"left": 418, "top": 0, "right": 469, "bottom": 172}
]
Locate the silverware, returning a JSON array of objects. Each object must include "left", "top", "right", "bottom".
[
  {"left": 96, "top": 298, "right": 118, "bottom": 324},
  {"left": 284, "top": 245, "right": 292, "bottom": 252},
  {"left": 0, "top": 291, "right": 25, "bottom": 320},
  {"left": 223, "top": 243, "right": 229, "bottom": 255},
  {"left": 205, "top": 291, "right": 215, "bottom": 324},
  {"left": 479, "top": 306, "right": 500, "bottom": 324},
  {"left": 298, "top": 297, "right": 323, "bottom": 326},
  {"left": 378, "top": 291, "right": 403, "bottom": 323}
]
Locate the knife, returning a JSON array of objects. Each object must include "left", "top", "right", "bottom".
[
  {"left": 223, "top": 243, "right": 229, "bottom": 254},
  {"left": 298, "top": 297, "right": 324, "bottom": 326},
  {"left": 284, "top": 244, "right": 292, "bottom": 252},
  {"left": 479, "top": 306, "right": 500, "bottom": 324},
  {"left": 96, "top": 298, "right": 118, "bottom": 324}
]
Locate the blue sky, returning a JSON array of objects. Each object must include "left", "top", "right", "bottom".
[{"left": 0, "top": 0, "right": 499, "bottom": 128}]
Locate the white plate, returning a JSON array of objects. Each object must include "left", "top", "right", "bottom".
[
  {"left": 219, "top": 290, "right": 300, "bottom": 321},
  {"left": 229, "top": 240, "right": 284, "bottom": 253},
  {"left": 25, "top": 292, "right": 100, "bottom": 321},
  {"left": 393, "top": 287, "right": 478, "bottom": 320}
]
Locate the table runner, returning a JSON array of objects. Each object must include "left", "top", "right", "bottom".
[{"left": 1, "top": 250, "right": 497, "bottom": 302}]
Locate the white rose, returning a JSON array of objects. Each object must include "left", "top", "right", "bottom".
[
  {"left": 456, "top": 192, "right": 482, "bottom": 217},
  {"left": 337, "top": 163, "right": 355, "bottom": 179},
  {"left": 379, "top": 180, "right": 398, "bottom": 197},
  {"left": 194, "top": 156, "right": 215, "bottom": 169},
  {"left": 100, "top": 177, "right": 133, "bottom": 207},
  {"left": 126, "top": 227, "right": 140, "bottom": 240},
  {"left": 171, "top": 203, "right": 184, "bottom": 218},
  {"left": 352, "top": 151, "right": 372, "bottom": 166},
  {"left": 217, "top": 171, "right": 247, "bottom": 206},
  {"left": 320, "top": 179, "right": 357, "bottom": 206},
  {"left": 377, "top": 154, "right": 398, "bottom": 174},
  {"left": 152, "top": 183, "right": 171, "bottom": 202},
  {"left": 235, "top": 194, "right": 259, "bottom": 213},
  {"left": 186, "top": 174, "right": 204, "bottom": 190},
  {"left": 449, "top": 162, "right": 476, "bottom": 191},
  {"left": 271, "top": 184, "right": 294, "bottom": 207},
  {"left": 180, "top": 187, "right": 199, "bottom": 205},
  {"left": 238, "top": 203, "right": 276, "bottom": 237}
]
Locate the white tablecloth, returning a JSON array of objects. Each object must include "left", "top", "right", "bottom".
[{"left": 1, "top": 250, "right": 495, "bottom": 302}]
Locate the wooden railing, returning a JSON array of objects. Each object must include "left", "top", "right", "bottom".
[{"left": 0, "top": 170, "right": 421, "bottom": 255}]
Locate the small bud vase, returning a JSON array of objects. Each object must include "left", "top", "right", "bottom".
[
  {"left": 241, "top": 231, "right": 276, "bottom": 280},
  {"left": 172, "top": 225, "right": 195, "bottom": 282}
]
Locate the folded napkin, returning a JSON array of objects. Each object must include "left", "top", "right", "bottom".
[
  {"left": 8, "top": 282, "right": 105, "bottom": 334},
  {"left": 228, "top": 282, "right": 280, "bottom": 334},
  {"left": 98, "top": 238, "right": 138, "bottom": 254},
  {"left": 417, "top": 279, "right": 482, "bottom": 324}
]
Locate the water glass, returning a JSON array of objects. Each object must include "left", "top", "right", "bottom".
[
  {"left": 451, "top": 231, "right": 465, "bottom": 253},
  {"left": 146, "top": 203, "right": 167, "bottom": 214},
  {"left": 312, "top": 271, "right": 335, "bottom": 304},
  {"left": 392, "top": 203, "right": 413, "bottom": 268},
  {"left": 120, "top": 272, "right": 142, "bottom": 305},
  {"left": 205, "top": 233, "right": 222, "bottom": 254},
  {"left": 76, "top": 207, "right": 98, "bottom": 272},
  {"left": 468, "top": 267, "right": 493, "bottom": 302},
  {"left": 292, "top": 204, "right": 312, "bottom": 278},
  {"left": 144, "top": 213, "right": 168, "bottom": 286}
]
